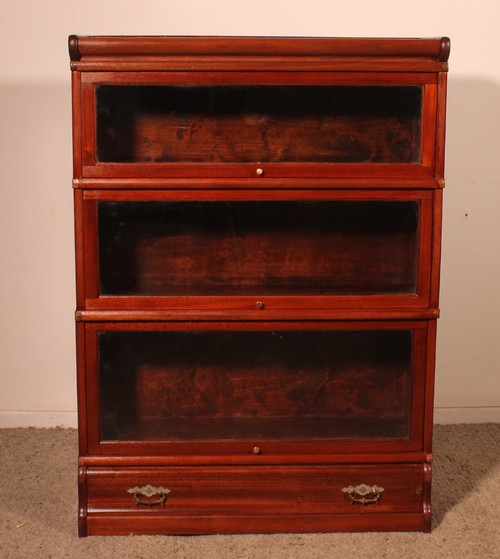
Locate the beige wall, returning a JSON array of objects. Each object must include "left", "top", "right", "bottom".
[{"left": 1, "top": 0, "right": 499, "bottom": 426}]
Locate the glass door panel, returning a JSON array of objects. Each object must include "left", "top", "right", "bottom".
[
  {"left": 98, "top": 328, "right": 413, "bottom": 442},
  {"left": 96, "top": 85, "right": 422, "bottom": 165},
  {"left": 97, "top": 200, "right": 419, "bottom": 297}
]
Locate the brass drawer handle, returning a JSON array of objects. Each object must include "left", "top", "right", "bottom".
[
  {"left": 342, "top": 484, "right": 384, "bottom": 505},
  {"left": 127, "top": 484, "right": 171, "bottom": 507}
]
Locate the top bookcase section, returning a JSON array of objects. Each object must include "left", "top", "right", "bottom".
[{"left": 70, "top": 36, "right": 449, "bottom": 185}]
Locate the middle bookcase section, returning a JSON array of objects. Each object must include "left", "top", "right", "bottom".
[{"left": 81, "top": 190, "right": 434, "bottom": 313}]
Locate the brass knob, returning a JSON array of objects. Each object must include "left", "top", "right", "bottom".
[
  {"left": 255, "top": 301, "right": 264, "bottom": 309},
  {"left": 253, "top": 446, "right": 261, "bottom": 455},
  {"left": 256, "top": 168, "right": 264, "bottom": 176}
]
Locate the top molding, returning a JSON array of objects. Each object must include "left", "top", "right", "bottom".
[{"left": 69, "top": 35, "right": 450, "bottom": 72}]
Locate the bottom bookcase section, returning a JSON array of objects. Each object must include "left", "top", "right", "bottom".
[
  {"left": 80, "top": 464, "right": 431, "bottom": 535},
  {"left": 82, "top": 321, "right": 430, "bottom": 449}
]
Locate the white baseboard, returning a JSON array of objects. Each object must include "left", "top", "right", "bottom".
[
  {"left": 434, "top": 407, "right": 500, "bottom": 424},
  {"left": 0, "top": 408, "right": 499, "bottom": 429},
  {"left": 0, "top": 410, "right": 77, "bottom": 428}
]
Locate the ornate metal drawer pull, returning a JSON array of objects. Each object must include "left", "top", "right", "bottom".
[
  {"left": 127, "top": 484, "right": 171, "bottom": 507},
  {"left": 342, "top": 484, "right": 385, "bottom": 505}
]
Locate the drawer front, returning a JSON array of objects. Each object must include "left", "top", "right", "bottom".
[{"left": 86, "top": 464, "right": 425, "bottom": 516}]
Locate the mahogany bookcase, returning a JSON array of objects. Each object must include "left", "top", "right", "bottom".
[{"left": 70, "top": 35, "right": 449, "bottom": 536}]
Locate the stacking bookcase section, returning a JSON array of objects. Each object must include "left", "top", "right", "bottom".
[
  {"left": 84, "top": 321, "right": 427, "bottom": 452},
  {"left": 83, "top": 79, "right": 433, "bottom": 179},
  {"left": 71, "top": 35, "right": 449, "bottom": 536},
  {"left": 79, "top": 189, "right": 436, "bottom": 314}
]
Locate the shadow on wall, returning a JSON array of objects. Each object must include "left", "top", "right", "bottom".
[
  {"left": 0, "top": 82, "right": 74, "bottom": 419},
  {"left": 444, "top": 77, "right": 500, "bottom": 182},
  {"left": 0, "top": 82, "right": 74, "bottom": 309},
  {"left": 436, "top": 78, "right": 500, "bottom": 410},
  {"left": 0, "top": 82, "right": 72, "bottom": 182}
]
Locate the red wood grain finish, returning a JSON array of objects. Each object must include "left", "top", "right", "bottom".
[
  {"left": 70, "top": 36, "right": 450, "bottom": 60},
  {"left": 86, "top": 464, "right": 425, "bottom": 514},
  {"left": 79, "top": 451, "right": 433, "bottom": 467},
  {"left": 77, "top": 309, "right": 440, "bottom": 321},
  {"left": 73, "top": 189, "right": 86, "bottom": 309},
  {"left": 69, "top": 35, "right": 449, "bottom": 74},
  {"left": 81, "top": 464, "right": 427, "bottom": 535},
  {"left": 85, "top": 512, "right": 429, "bottom": 535},
  {"left": 71, "top": 71, "right": 82, "bottom": 177},
  {"left": 423, "top": 320, "right": 438, "bottom": 452},
  {"left": 435, "top": 72, "right": 448, "bottom": 177},
  {"left": 75, "top": 177, "right": 442, "bottom": 189},
  {"left": 75, "top": 321, "right": 88, "bottom": 456}
]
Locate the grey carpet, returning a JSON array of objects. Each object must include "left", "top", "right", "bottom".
[{"left": 0, "top": 424, "right": 499, "bottom": 558}]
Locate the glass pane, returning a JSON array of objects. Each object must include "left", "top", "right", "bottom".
[
  {"left": 98, "top": 201, "right": 419, "bottom": 296},
  {"left": 96, "top": 85, "right": 422, "bottom": 164},
  {"left": 98, "top": 329, "right": 413, "bottom": 442}
]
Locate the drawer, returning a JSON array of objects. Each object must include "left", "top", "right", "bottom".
[
  {"left": 83, "top": 464, "right": 429, "bottom": 534},
  {"left": 86, "top": 464, "right": 426, "bottom": 515}
]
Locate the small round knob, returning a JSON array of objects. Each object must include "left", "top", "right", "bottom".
[
  {"left": 256, "top": 168, "right": 264, "bottom": 176},
  {"left": 255, "top": 301, "right": 264, "bottom": 309},
  {"left": 253, "top": 446, "right": 261, "bottom": 455}
]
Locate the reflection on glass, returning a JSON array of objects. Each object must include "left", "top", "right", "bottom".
[
  {"left": 98, "top": 201, "right": 419, "bottom": 296},
  {"left": 99, "top": 329, "right": 413, "bottom": 442},
  {"left": 96, "top": 85, "right": 422, "bottom": 164}
]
